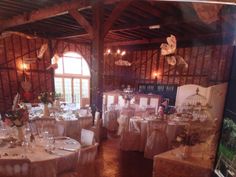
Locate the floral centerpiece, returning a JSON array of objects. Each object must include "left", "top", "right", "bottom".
[
  {"left": 51, "top": 92, "right": 62, "bottom": 108},
  {"left": 2, "top": 93, "right": 29, "bottom": 142},
  {"left": 38, "top": 92, "right": 53, "bottom": 116},
  {"left": 4, "top": 108, "right": 29, "bottom": 128},
  {"left": 38, "top": 92, "right": 53, "bottom": 104}
]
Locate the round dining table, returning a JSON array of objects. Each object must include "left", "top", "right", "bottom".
[
  {"left": 129, "top": 116, "right": 186, "bottom": 151},
  {"left": 0, "top": 136, "right": 81, "bottom": 177}
]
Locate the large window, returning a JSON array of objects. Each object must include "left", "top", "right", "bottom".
[{"left": 54, "top": 52, "right": 90, "bottom": 106}]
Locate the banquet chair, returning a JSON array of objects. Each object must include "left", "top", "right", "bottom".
[
  {"left": 81, "top": 128, "right": 95, "bottom": 146},
  {"left": 94, "top": 111, "right": 100, "bottom": 120},
  {"left": 139, "top": 97, "right": 148, "bottom": 108},
  {"left": 0, "top": 159, "right": 31, "bottom": 177},
  {"left": 58, "top": 152, "right": 79, "bottom": 177},
  {"left": 32, "top": 118, "right": 63, "bottom": 136},
  {"left": 103, "top": 110, "right": 119, "bottom": 131},
  {"left": 77, "top": 143, "right": 99, "bottom": 177},
  {"left": 144, "top": 120, "right": 168, "bottom": 159},
  {"left": 88, "top": 113, "right": 102, "bottom": 143},
  {"left": 117, "top": 115, "right": 129, "bottom": 136},
  {"left": 120, "top": 116, "right": 140, "bottom": 151}
]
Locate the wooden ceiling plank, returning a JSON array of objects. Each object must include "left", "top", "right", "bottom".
[
  {"left": 106, "top": 32, "right": 234, "bottom": 46},
  {"left": 69, "top": 9, "right": 93, "bottom": 38},
  {"left": 104, "top": 0, "right": 133, "bottom": 37},
  {"left": 0, "top": 0, "right": 91, "bottom": 31},
  {"left": 133, "top": 1, "right": 161, "bottom": 19}
]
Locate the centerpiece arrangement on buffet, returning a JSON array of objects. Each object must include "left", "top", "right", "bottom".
[{"left": 121, "top": 85, "right": 135, "bottom": 107}]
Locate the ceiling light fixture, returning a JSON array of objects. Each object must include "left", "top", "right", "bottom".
[
  {"left": 149, "top": 25, "right": 161, "bottom": 30},
  {"left": 104, "top": 48, "right": 131, "bottom": 67}
]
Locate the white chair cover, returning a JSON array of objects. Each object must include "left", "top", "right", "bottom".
[
  {"left": 81, "top": 129, "right": 94, "bottom": 146},
  {"left": 119, "top": 116, "right": 140, "bottom": 151},
  {"left": 95, "top": 111, "right": 100, "bottom": 120},
  {"left": 0, "top": 159, "right": 31, "bottom": 177},
  {"left": 144, "top": 120, "right": 168, "bottom": 159},
  {"left": 32, "top": 118, "right": 61, "bottom": 136},
  {"left": 117, "top": 115, "right": 129, "bottom": 136},
  {"left": 107, "top": 95, "right": 115, "bottom": 108},
  {"left": 77, "top": 143, "right": 98, "bottom": 177},
  {"left": 78, "top": 143, "right": 98, "bottom": 166},
  {"left": 103, "top": 110, "right": 119, "bottom": 131},
  {"left": 139, "top": 97, "right": 148, "bottom": 108},
  {"left": 89, "top": 117, "right": 102, "bottom": 143},
  {"left": 150, "top": 98, "right": 159, "bottom": 108}
]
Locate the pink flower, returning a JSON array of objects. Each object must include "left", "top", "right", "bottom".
[{"left": 4, "top": 118, "right": 14, "bottom": 126}]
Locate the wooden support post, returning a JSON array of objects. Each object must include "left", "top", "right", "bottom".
[{"left": 91, "top": 0, "right": 104, "bottom": 113}]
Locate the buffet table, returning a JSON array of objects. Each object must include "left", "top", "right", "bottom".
[
  {"left": 153, "top": 144, "right": 213, "bottom": 177},
  {"left": 0, "top": 137, "right": 80, "bottom": 177}
]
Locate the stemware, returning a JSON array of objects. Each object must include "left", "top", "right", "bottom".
[{"left": 45, "top": 134, "right": 55, "bottom": 152}]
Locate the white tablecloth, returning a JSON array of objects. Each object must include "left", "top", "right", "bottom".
[
  {"left": 0, "top": 137, "right": 80, "bottom": 177},
  {"left": 128, "top": 117, "right": 186, "bottom": 151},
  {"left": 57, "top": 116, "right": 93, "bottom": 140}
]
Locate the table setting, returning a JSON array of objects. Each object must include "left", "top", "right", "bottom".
[{"left": 0, "top": 121, "right": 80, "bottom": 177}]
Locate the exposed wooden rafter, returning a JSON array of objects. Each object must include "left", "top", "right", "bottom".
[
  {"left": 0, "top": 0, "right": 91, "bottom": 31},
  {"left": 69, "top": 9, "right": 93, "bottom": 39},
  {"left": 104, "top": 0, "right": 133, "bottom": 37},
  {"left": 133, "top": 1, "right": 161, "bottom": 18},
  {"left": 105, "top": 32, "right": 235, "bottom": 46}
]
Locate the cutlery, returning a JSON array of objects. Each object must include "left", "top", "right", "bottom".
[{"left": 58, "top": 147, "right": 77, "bottom": 152}]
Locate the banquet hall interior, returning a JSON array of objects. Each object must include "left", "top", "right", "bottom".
[{"left": 0, "top": 0, "right": 236, "bottom": 177}]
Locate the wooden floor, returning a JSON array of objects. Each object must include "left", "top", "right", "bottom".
[{"left": 89, "top": 134, "right": 153, "bottom": 177}]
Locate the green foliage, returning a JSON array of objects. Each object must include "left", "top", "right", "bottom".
[
  {"left": 221, "top": 117, "right": 236, "bottom": 152},
  {"left": 219, "top": 143, "right": 236, "bottom": 160}
]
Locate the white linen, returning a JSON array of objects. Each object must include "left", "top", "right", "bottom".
[
  {"left": 0, "top": 137, "right": 80, "bottom": 177},
  {"left": 139, "top": 97, "right": 148, "bottom": 108},
  {"left": 81, "top": 129, "right": 94, "bottom": 146},
  {"left": 103, "top": 110, "right": 119, "bottom": 131},
  {"left": 144, "top": 121, "right": 168, "bottom": 159}
]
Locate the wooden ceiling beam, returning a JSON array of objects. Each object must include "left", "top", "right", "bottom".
[
  {"left": 0, "top": 0, "right": 91, "bottom": 31},
  {"left": 69, "top": 9, "right": 93, "bottom": 39},
  {"left": 104, "top": 0, "right": 133, "bottom": 37},
  {"left": 105, "top": 32, "right": 235, "bottom": 46},
  {"left": 133, "top": 1, "right": 161, "bottom": 18}
]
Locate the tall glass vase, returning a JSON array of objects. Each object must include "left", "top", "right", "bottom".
[
  {"left": 43, "top": 104, "right": 50, "bottom": 117},
  {"left": 17, "top": 126, "right": 25, "bottom": 142}
]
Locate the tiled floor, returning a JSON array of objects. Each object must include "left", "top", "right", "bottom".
[{"left": 92, "top": 134, "right": 153, "bottom": 177}]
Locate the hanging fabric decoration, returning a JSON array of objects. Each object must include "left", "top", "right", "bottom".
[
  {"left": 47, "top": 53, "right": 59, "bottom": 70},
  {"left": 160, "top": 34, "right": 188, "bottom": 74},
  {"left": 160, "top": 34, "right": 176, "bottom": 56},
  {"left": 23, "top": 43, "right": 48, "bottom": 64},
  {"left": 37, "top": 43, "right": 48, "bottom": 59}
]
